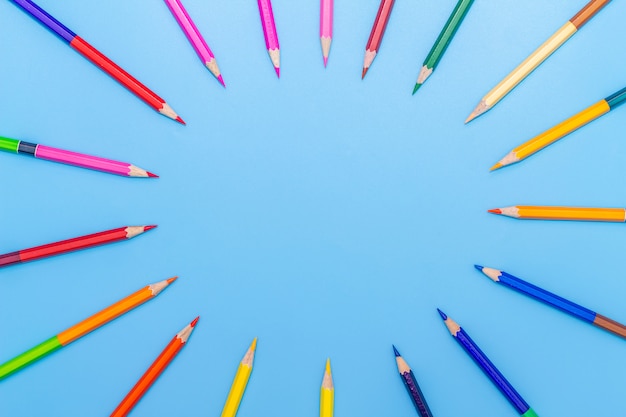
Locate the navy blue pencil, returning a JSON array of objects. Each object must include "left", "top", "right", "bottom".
[
  {"left": 392, "top": 346, "right": 434, "bottom": 417},
  {"left": 475, "top": 265, "right": 626, "bottom": 339},
  {"left": 437, "top": 309, "right": 539, "bottom": 417}
]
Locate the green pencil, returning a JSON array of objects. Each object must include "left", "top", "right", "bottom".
[{"left": 413, "top": 0, "right": 474, "bottom": 94}]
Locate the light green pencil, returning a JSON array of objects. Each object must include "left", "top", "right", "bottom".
[{"left": 413, "top": 0, "right": 475, "bottom": 94}]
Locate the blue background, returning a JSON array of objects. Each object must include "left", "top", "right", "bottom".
[{"left": 1, "top": 0, "right": 625, "bottom": 415}]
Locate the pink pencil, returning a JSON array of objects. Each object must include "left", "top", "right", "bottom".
[
  {"left": 320, "top": 0, "right": 333, "bottom": 67},
  {"left": 0, "top": 135, "right": 156, "bottom": 178},
  {"left": 164, "top": 0, "right": 225, "bottom": 87},
  {"left": 257, "top": 0, "right": 281, "bottom": 77}
]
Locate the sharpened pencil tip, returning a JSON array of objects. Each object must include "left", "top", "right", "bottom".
[
  {"left": 166, "top": 276, "right": 178, "bottom": 284},
  {"left": 324, "top": 57, "right": 328, "bottom": 67},
  {"left": 437, "top": 308, "right": 447, "bottom": 320},
  {"left": 488, "top": 209, "right": 502, "bottom": 215},
  {"left": 191, "top": 316, "right": 200, "bottom": 327},
  {"left": 147, "top": 171, "right": 159, "bottom": 178},
  {"left": 392, "top": 345, "right": 400, "bottom": 357},
  {"left": 144, "top": 225, "right": 157, "bottom": 232},
  {"left": 251, "top": 337, "right": 258, "bottom": 351},
  {"left": 362, "top": 67, "right": 368, "bottom": 79},
  {"left": 412, "top": 83, "right": 421, "bottom": 95},
  {"left": 325, "top": 358, "right": 331, "bottom": 373},
  {"left": 175, "top": 116, "right": 186, "bottom": 125},
  {"left": 275, "top": 67, "right": 280, "bottom": 78},
  {"left": 490, "top": 162, "right": 503, "bottom": 171},
  {"left": 474, "top": 265, "right": 484, "bottom": 271}
]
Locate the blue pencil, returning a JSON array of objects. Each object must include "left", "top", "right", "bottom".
[
  {"left": 392, "top": 345, "right": 434, "bottom": 417},
  {"left": 437, "top": 309, "right": 539, "bottom": 417},
  {"left": 475, "top": 265, "right": 626, "bottom": 339}
]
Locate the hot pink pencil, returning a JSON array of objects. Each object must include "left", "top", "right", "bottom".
[
  {"left": 0, "top": 135, "right": 156, "bottom": 178},
  {"left": 320, "top": 0, "right": 333, "bottom": 67},
  {"left": 257, "top": 0, "right": 280, "bottom": 77},
  {"left": 164, "top": 0, "right": 225, "bottom": 87}
]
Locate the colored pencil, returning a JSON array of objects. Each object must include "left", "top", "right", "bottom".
[
  {"left": 0, "top": 277, "right": 177, "bottom": 381},
  {"left": 320, "top": 0, "right": 333, "bottom": 67},
  {"left": 164, "top": 0, "right": 225, "bottom": 87},
  {"left": 10, "top": 0, "right": 184, "bottom": 124},
  {"left": 362, "top": 0, "right": 396, "bottom": 79},
  {"left": 392, "top": 346, "right": 434, "bottom": 417},
  {"left": 220, "top": 338, "right": 258, "bottom": 417},
  {"left": 491, "top": 85, "right": 626, "bottom": 170},
  {"left": 0, "top": 136, "right": 157, "bottom": 178},
  {"left": 0, "top": 225, "right": 156, "bottom": 269},
  {"left": 110, "top": 317, "right": 199, "bottom": 417},
  {"left": 320, "top": 358, "right": 334, "bottom": 417},
  {"left": 257, "top": 0, "right": 281, "bottom": 77},
  {"left": 412, "top": 0, "right": 474, "bottom": 94},
  {"left": 488, "top": 205, "right": 626, "bottom": 222},
  {"left": 466, "top": 0, "right": 611, "bottom": 123},
  {"left": 438, "top": 309, "right": 539, "bottom": 417},
  {"left": 475, "top": 265, "right": 626, "bottom": 340}
]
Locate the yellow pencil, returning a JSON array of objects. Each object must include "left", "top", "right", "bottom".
[
  {"left": 320, "top": 358, "right": 334, "bottom": 417},
  {"left": 220, "top": 338, "right": 257, "bottom": 417},
  {"left": 490, "top": 95, "right": 613, "bottom": 171},
  {"left": 488, "top": 205, "right": 626, "bottom": 222},
  {"left": 466, "top": 0, "right": 611, "bottom": 123}
]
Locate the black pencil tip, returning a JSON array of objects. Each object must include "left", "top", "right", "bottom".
[
  {"left": 474, "top": 265, "right": 484, "bottom": 271},
  {"left": 437, "top": 308, "right": 447, "bottom": 320},
  {"left": 392, "top": 345, "right": 400, "bottom": 357}
]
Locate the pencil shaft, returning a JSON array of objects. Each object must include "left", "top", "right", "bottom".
[
  {"left": 606, "top": 86, "right": 626, "bottom": 109},
  {"left": 164, "top": 0, "right": 214, "bottom": 64},
  {"left": 320, "top": 0, "right": 333, "bottom": 38},
  {"left": 11, "top": 0, "right": 75, "bottom": 42},
  {"left": 257, "top": 0, "right": 280, "bottom": 74},
  {"left": 570, "top": 0, "right": 611, "bottom": 28},
  {"left": 362, "top": 0, "right": 395, "bottom": 75},
  {"left": 400, "top": 370, "right": 433, "bottom": 417},
  {"left": 423, "top": 0, "right": 474, "bottom": 70},
  {"left": 221, "top": 364, "right": 252, "bottom": 417},
  {"left": 495, "top": 206, "right": 625, "bottom": 222},
  {"left": 0, "top": 337, "right": 62, "bottom": 380}
]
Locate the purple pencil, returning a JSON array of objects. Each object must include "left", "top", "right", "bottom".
[{"left": 393, "top": 346, "right": 434, "bottom": 417}]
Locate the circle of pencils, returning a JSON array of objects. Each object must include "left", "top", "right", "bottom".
[
  {"left": 9, "top": 0, "right": 185, "bottom": 124},
  {"left": 320, "top": 0, "right": 333, "bottom": 67},
  {"left": 320, "top": 358, "right": 334, "bottom": 417},
  {"left": 491, "top": 85, "right": 626, "bottom": 170},
  {"left": 488, "top": 205, "right": 626, "bottom": 222},
  {"left": 475, "top": 265, "right": 626, "bottom": 340},
  {"left": 0, "top": 225, "right": 156, "bottom": 269},
  {"left": 392, "top": 346, "right": 434, "bottom": 417},
  {"left": 0, "top": 278, "right": 177, "bottom": 381},
  {"left": 0, "top": 136, "right": 157, "bottom": 178},
  {"left": 412, "top": 0, "right": 474, "bottom": 95},
  {"left": 466, "top": 0, "right": 611, "bottom": 123},
  {"left": 220, "top": 338, "right": 258, "bottom": 417},
  {"left": 110, "top": 317, "right": 199, "bottom": 417},
  {"left": 362, "top": 0, "right": 396, "bottom": 79},
  {"left": 438, "top": 309, "right": 540, "bottom": 417},
  {"left": 163, "top": 0, "right": 225, "bottom": 87},
  {"left": 257, "top": 0, "right": 281, "bottom": 78}
]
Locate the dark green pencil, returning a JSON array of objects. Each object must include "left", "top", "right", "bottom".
[{"left": 413, "top": 0, "right": 474, "bottom": 94}]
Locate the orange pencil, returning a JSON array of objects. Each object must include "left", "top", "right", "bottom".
[{"left": 110, "top": 317, "right": 199, "bottom": 417}]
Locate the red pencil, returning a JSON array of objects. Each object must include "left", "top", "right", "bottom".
[
  {"left": 0, "top": 225, "right": 156, "bottom": 268},
  {"left": 110, "top": 317, "right": 199, "bottom": 417},
  {"left": 362, "top": 0, "right": 396, "bottom": 79}
]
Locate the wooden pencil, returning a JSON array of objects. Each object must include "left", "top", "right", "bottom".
[
  {"left": 320, "top": 358, "right": 334, "bottom": 417},
  {"left": 220, "top": 338, "right": 258, "bottom": 417},
  {"left": 488, "top": 205, "right": 626, "bottom": 222},
  {"left": 393, "top": 346, "right": 434, "bottom": 417},
  {"left": 466, "top": 0, "right": 611, "bottom": 123},
  {"left": 257, "top": 0, "right": 281, "bottom": 77},
  {"left": 475, "top": 265, "right": 626, "bottom": 340},
  {"left": 362, "top": 0, "right": 396, "bottom": 79},
  {"left": 491, "top": 85, "right": 626, "bottom": 170}
]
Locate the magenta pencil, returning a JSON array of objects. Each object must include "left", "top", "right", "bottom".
[
  {"left": 164, "top": 0, "right": 225, "bottom": 87},
  {"left": 320, "top": 0, "right": 333, "bottom": 67},
  {"left": 0, "top": 135, "right": 156, "bottom": 178},
  {"left": 257, "top": 0, "right": 281, "bottom": 77}
]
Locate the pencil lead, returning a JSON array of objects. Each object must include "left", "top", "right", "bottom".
[
  {"left": 474, "top": 265, "right": 484, "bottom": 272},
  {"left": 362, "top": 67, "right": 368, "bottom": 79},
  {"left": 144, "top": 225, "right": 158, "bottom": 232},
  {"left": 437, "top": 308, "right": 447, "bottom": 320},
  {"left": 412, "top": 83, "right": 421, "bottom": 95},
  {"left": 175, "top": 116, "right": 186, "bottom": 125},
  {"left": 323, "top": 56, "right": 328, "bottom": 67},
  {"left": 166, "top": 276, "right": 178, "bottom": 284},
  {"left": 325, "top": 358, "right": 331, "bottom": 373},
  {"left": 251, "top": 337, "right": 258, "bottom": 350},
  {"left": 392, "top": 345, "right": 400, "bottom": 357},
  {"left": 147, "top": 171, "right": 159, "bottom": 178},
  {"left": 274, "top": 67, "right": 280, "bottom": 78},
  {"left": 490, "top": 162, "right": 503, "bottom": 171},
  {"left": 217, "top": 75, "right": 226, "bottom": 88},
  {"left": 488, "top": 208, "right": 502, "bottom": 215},
  {"left": 191, "top": 316, "right": 200, "bottom": 327}
]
